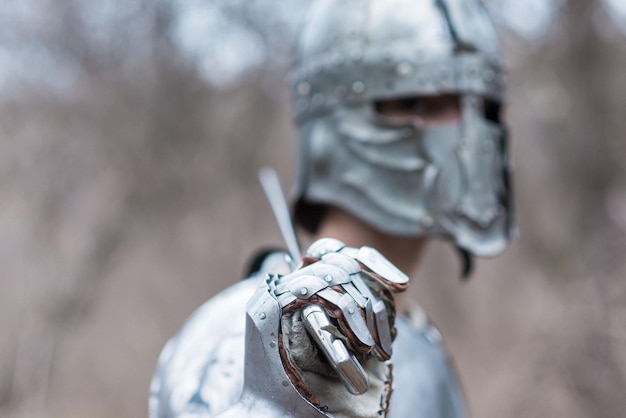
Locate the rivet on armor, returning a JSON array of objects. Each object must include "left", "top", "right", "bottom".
[
  {"left": 351, "top": 81, "right": 365, "bottom": 94},
  {"left": 269, "top": 341, "right": 276, "bottom": 348},
  {"left": 348, "top": 307, "right": 355, "bottom": 315},
  {"left": 312, "top": 93, "right": 325, "bottom": 106},
  {"left": 335, "top": 85, "right": 348, "bottom": 97},
  {"left": 396, "top": 62, "right": 413, "bottom": 78},
  {"left": 324, "top": 274, "right": 333, "bottom": 282},
  {"left": 297, "top": 82, "right": 311, "bottom": 96},
  {"left": 282, "top": 380, "right": 289, "bottom": 387},
  {"left": 259, "top": 312, "right": 266, "bottom": 320},
  {"left": 421, "top": 215, "right": 434, "bottom": 228},
  {"left": 300, "top": 287, "right": 308, "bottom": 296}
]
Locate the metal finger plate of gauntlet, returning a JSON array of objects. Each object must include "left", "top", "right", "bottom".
[
  {"left": 354, "top": 246, "right": 409, "bottom": 289},
  {"left": 302, "top": 304, "right": 370, "bottom": 395}
]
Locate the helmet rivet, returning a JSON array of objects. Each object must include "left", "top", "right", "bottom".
[
  {"left": 351, "top": 81, "right": 365, "bottom": 94},
  {"left": 324, "top": 274, "right": 333, "bottom": 282},
  {"left": 296, "top": 82, "right": 311, "bottom": 96},
  {"left": 348, "top": 307, "right": 355, "bottom": 315},
  {"left": 421, "top": 215, "right": 434, "bottom": 228},
  {"left": 396, "top": 62, "right": 413, "bottom": 78},
  {"left": 300, "top": 287, "right": 308, "bottom": 296},
  {"left": 259, "top": 312, "right": 267, "bottom": 320}
]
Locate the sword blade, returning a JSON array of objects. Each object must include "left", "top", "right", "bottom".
[{"left": 259, "top": 167, "right": 301, "bottom": 265}]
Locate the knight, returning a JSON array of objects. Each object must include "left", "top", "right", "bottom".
[{"left": 150, "top": 0, "right": 515, "bottom": 416}]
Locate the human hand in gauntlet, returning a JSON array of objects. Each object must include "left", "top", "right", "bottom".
[{"left": 217, "top": 238, "right": 408, "bottom": 418}]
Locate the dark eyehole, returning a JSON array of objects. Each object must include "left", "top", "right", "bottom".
[
  {"left": 374, "top": 98, "right": 419, "bottom": 115},
  {"left": 483, "top": 99, "right": 501, "bottom": 123}
]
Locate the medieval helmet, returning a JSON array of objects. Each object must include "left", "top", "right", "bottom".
[{"left": 291, "top": 0, "right": 516, "bottom": 260}]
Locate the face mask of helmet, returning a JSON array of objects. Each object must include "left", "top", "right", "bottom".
[{"left": 292, "top": 0, "right": 517, "bottom": 266}]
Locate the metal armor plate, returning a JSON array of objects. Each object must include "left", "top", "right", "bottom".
[{"left": 150, "top": 275, "right": 466, "bottom": 418}]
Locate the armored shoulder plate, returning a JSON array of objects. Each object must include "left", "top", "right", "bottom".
[{"left": 150, "top": 280, "right": 466, "bottom": 417}]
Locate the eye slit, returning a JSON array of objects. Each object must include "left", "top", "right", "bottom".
[
  {"left": 421, "top": 96, "right": 460, "bottom": 116},
  {"left": 374, "top": 97, "right": 420, "bottom": 116},
  {"left": 397, "top": 98, "right": 419, "bottom": 112},
  {"left": 483, "top": 99, "right": 501, "bottom": 123},
  {"left": 374, "top": 94, "right": 461, "bottom": 126},
  {"left": 420, "top": 100, "right": 444, "bottom": 116}
]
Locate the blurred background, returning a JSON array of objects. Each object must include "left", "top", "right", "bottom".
[{"left": 0, "top": 0, "right": 625, "bottom": 417}]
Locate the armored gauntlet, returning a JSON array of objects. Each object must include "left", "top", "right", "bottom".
[{"left": 217, "top": 238, "right": 408, "bottom": 418}]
